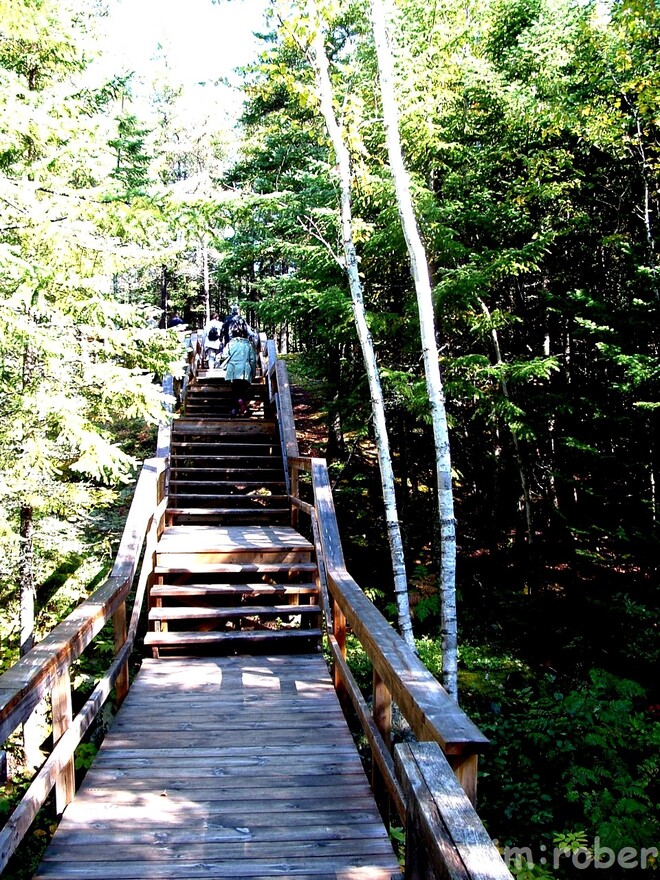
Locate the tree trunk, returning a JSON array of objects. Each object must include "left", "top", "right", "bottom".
[
  {"left": 477, "top": 296, "right": 533, "bottom": 545},
  {"left": 308, "top": 16, "right": 415, "bottom": 650},
  {"left": 160, "top": 265, "right": 168, "bottom": 329},
  {"left": 19, "top": 503, "right": 45, "bottom": 768},
  {"left": 19, "top": 504, "right": 36, "bottom": 657},
  {"left": 369, "top": 0, "right": 457, "bottom": 698},
  {"left": 201, "top": 238, "right": 210, "bottom": 324}
]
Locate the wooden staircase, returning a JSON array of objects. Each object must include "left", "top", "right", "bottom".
[
  {"left": 144, "top": 367, "right": 323, "bottom": 657},
  {"left": 182, "top": 366, "right": 267, "bottom": 419},
  {"left": 167, "top": 418, "right": 290, "bottom": 526}
]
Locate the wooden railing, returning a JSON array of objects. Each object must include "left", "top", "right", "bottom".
[
  {"left": 0, "top": 453, "right": 168, "bottom": 872},
  {"left": 264, "top": 343, "right": 511, "bottom": 880},
  {"left": 0, "top": 340, "right": 511, "bottom": 880},
  {"left": 178, "top": 331, "right": 204, "bottom": 411}
]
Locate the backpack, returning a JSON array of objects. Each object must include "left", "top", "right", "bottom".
[
  {"left": 207, "top": 325, "right": 220, "bottom": 342},
  {"left": 226, "top": 314, "right": 248, "bottom": 339}
]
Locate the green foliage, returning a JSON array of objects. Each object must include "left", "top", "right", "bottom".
[
  {"left": 74, "top": 742, "right": 98, "bottom": 771},
  {"left": 107, "top": 111, "right": 153, "bottom": 200},
  {"left": 343, "top": 633, "right": 372, "bottom": 692},
  {"left": 0, "top": 770, "right": 57, "bottom": 880},
  {"left": 471, "top": 667, "right": 660, "bottom": 860}
]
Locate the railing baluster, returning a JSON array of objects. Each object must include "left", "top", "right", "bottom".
[
  {"left": 51, "top": 669, "right": 75, "bottom": 814},
  {"left": 290, "top": 461, "right": 299, "bottom": 529},
  {"left": 372, "top": 668, "right": 392, "bottom": 823},
  {"left": 448, "top": 752, "right": 479, "bottom": 808},
  {"left": 332, "top": 600, "right": 347, "bottom": 703},
  {"left": 113, "top": 601, "right": 129, "bottom": 706}
]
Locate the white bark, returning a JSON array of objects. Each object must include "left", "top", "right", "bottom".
[
  {"left": 308, "top": 20, "right": 416, "bottom": 651},
  {"left": 370, "top": 0, "right": 458, "bottom": 699}
]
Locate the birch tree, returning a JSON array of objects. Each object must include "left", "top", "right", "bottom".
[
  {"left": 274, "top": 0, "right": 416, "bottom": 649},
  {"left": 369, "top": 0, "right": 458, "bottom": 698}
]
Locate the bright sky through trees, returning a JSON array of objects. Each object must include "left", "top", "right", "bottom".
[{"left": 104, "top": 0, "right": 269, "bottom": 109}]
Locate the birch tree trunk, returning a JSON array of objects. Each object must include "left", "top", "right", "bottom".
[
  {"left": 308, "top": 17, "right": 416, "bottom": 650},
  {"left": 369, "top": 0, "right": 458, "bottom": 699}
]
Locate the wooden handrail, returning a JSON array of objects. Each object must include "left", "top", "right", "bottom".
[
  {"left": 267, "top": 340, "right": 508, "bottom": 879},
  {"left": 302, "top": 454, "right": 488, "bottom": 802},
  {"left": 395, "top": 742, "right": 512, "bottom": 880},
  {"left": 0, "top": 456, "right": 167, "bottom": 870},
  {"left": 271, "top": 348, "right": 487, "bottom": 771}
]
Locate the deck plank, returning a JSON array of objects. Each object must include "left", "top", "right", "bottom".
[
  {"left": 34, "top": 655, "right": 401, "bottom": 880},
  {"left": 157, "top": 526, "right": 313, "bottom": 553}
]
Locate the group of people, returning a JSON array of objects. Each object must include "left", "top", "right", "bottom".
[{"left": 203, "top": 305, "right": 257, "bottom": 417}]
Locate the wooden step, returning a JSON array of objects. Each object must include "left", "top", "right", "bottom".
[
  {"left": 168, "top": 466, "right": 286, "bottom": 478},
  {"left": 168, "top": 493, "right": 288, "bottom": 504},
  {"left": 165, "top": 509, "right": 290, "bottom": 523},
  {"left": 158, "top": 524, "right": 311, "bottom": 546},
  {"left": 168, "top": 480, "right": 286, "bottom": 491},
  {"left": 149, "top": 605, "right": 321, "bottom": 622},
  {"left": 184, "top": 399, "right": 264, "bottom": 408},
  {"left": 171, "top": 441, "right": 281, "bottom": 452},
  {"left": 183, "top": 408, "right": 266, "bottom": 419},
  {"left": 153, "top": 562, "right": 318, "bottom": 576},
  {"left": 166, "top": 507, "right": 289, "bottom": 516},
  {"left": 172, "top": 420, "right": 277, "bottom": 437},
  {"left": 172, "top": 452, "right": 281, "bottom": 473},
  {"left": 144, "top": 629, "right": 323, "bottom": 647},
  {"left": 187, "top": 381, "right": 263, "bottom": 392},
  {"left": 151, "top": 583, "right": 318, "bottom": 598}
]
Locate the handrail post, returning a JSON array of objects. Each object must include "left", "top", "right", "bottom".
[
  {"left": 332, "top": 600, "right": 347, "bottom": 704},
  {"left": 372, "top": 668, "right": 392, "bottom": 824},
  {"left": 113, "top": 601, "right": 129, "bottom": 706},
  {"left": 290, "top": 461, "right": 299, "bottom": 529},
  {"left": 51, "top": 669, "right": 75, "bottom": 814},
  {"left": 448, "top": 752, "right": 479, "bottom": 807}
]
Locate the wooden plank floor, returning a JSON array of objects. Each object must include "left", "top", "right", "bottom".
[
  {"left": 157, "top": 526, "right": 314, "bottom": 554},
  {"left": 34, "top": 655, "right": 401, "bottom": 880}
]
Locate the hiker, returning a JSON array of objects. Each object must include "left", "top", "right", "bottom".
[
  {"left": 224, "top": 334, "right": 257, "bottom": 416},
  {"left": 221, "top": 304, "right": 255, "bottom": 347},
  {"left": 203, "top": 313, "right": 224, "bottom": 368}
]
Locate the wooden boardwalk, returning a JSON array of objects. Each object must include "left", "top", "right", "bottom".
[{"left": 34, "top": 654, "right": 401, "bottom": 880}]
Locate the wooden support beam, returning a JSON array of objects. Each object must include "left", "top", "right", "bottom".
[
  {"left": 51, "top": 669, "right": 74, "bottom": 815},
  {"left": 449, "top": 752, "right": 479, "bottom": 808},
  {"left": 328, "top": 635, "right": 406, "bottom": 823},
  {"left": 332, "top": 600, "right": 347, "bottom": 703},
  {"left": 112, "top": 601, "right": 129, "bottom": 707},
  {"left": 372, "top": 667, "right": 392, "bottom": 824}
]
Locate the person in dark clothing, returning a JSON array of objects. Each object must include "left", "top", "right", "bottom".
[
  {"left": 222, "top": 304, "right": 253, "bottom": 346},
  {"left": 168, "top": 313, "right": 185, "bottom": 327}
]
